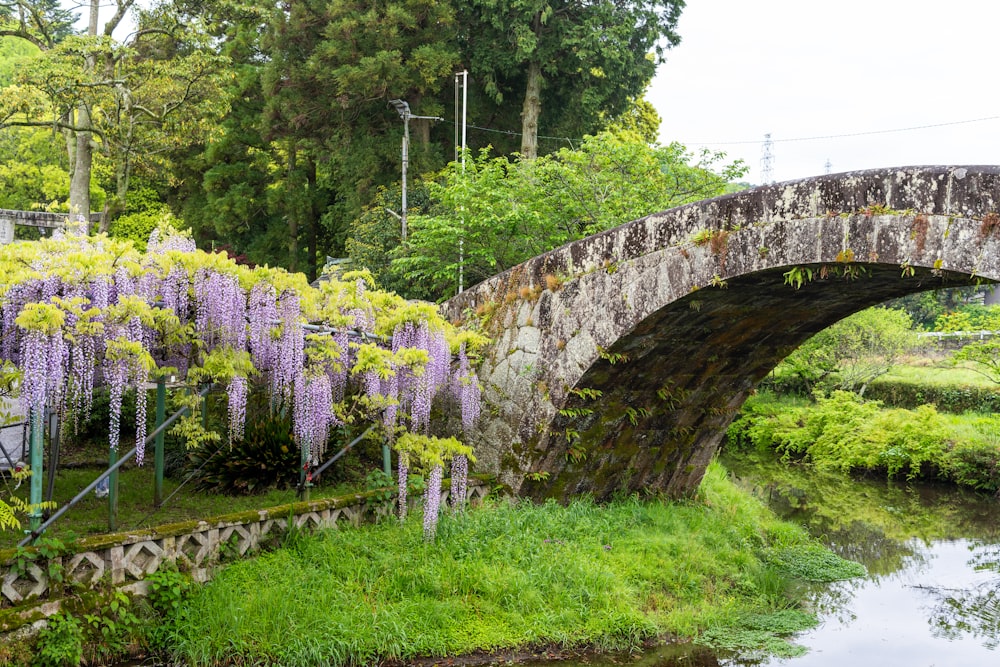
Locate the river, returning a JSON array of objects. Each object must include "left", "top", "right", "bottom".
[{"left": 516, "top": 452, "right": 1000, "bottom": 667}]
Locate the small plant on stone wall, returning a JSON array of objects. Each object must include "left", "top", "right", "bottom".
[
  {"left": 979, "top": 212, "right": 1000, "bottom": 238},
  {"left": 597, "top": 346, "right": 629, "bottom": 365},
  {"left": 82, "top": 590, "right": 143, "bottom": 664},
  {"left": 11, "top": 537, "right": 69, "bottom": 597},
  {"left": 783, "top": 266, "right": 813, "bottom": 289},
  {"left": 569, "top": 387, "right": 602, "bottom": 400},
  {"left": 835, "top": 248, "right": 855, "bottom": 263},
  {"left": 33, "top": 613, "right": 83, "bottom": 667},
  {"left": 690, "top": 228, "right": 713, "bottom": 245},
  {"left": 544, "top": 273, "right": 563, "bottom": 291},
  {"left": 709, "top": 230, "right": 730, "bottom": 264}
]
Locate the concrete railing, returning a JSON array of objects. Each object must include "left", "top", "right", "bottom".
[{"left": 0, "top": 479, "right": 491, "bottom": 611}]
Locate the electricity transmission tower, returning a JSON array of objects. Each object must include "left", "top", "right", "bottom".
[{"left": 760, "top": 133, "right": 774, "bottom": 184}]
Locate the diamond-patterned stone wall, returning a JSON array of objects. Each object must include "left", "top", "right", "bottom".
[{"left": 0, "top": 479, "right": 490, "bottom": 607}]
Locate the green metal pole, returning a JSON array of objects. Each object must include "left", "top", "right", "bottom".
[
  {"left": 299, "top": 443, "right": 310, "bottom": 502},
  {"left": 108, "top": 445, "right": 118, "bottom": 532},
  {"left": 28, "top": 408, "right": 43, "bottom": 534},
  {"left": 382, "top": 443, "right": 392, "bottom": 478},
  {"left": 154, "top": 378, "right": 166, "bottom": 507},
  {"left": 45, "top": 409, "right": 59, "bottom": 506}
]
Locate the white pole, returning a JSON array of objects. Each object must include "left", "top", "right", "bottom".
[
  {"left": 461, "top": 70, "right": 468, "bottom": 169},
  {"left": 401, "top": 111, "right": 409, "bottom": 242},
  {"left": 457, "top": 70, "right": 468, "bottom": 294}
]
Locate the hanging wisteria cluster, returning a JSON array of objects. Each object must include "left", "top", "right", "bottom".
[{"left": 0, "top": 229, "right": 486, "bottom": 501}]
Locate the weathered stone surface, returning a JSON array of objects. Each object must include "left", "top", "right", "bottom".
[{"left": 443, "top": 166, "right": 1000, "bottom": 501}]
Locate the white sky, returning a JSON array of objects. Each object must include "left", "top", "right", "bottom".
[{"left": 647, "top": 0, "right": 1000, "bottom": 185}]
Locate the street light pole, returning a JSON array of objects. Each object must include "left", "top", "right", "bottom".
[
  {"left": 401, "top": 111, "right": 409, "bottom": 242},
  {"left": 389, "top": 99, "right": 441, "bottom": 243}
]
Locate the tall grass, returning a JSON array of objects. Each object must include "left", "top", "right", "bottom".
[{"left": 166, "top": 462, "right": 860, "bottom": 666}]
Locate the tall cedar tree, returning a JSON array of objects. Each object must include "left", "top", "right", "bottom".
[{"left": 456, "top": 0, "right": 684, "bottom": 158}]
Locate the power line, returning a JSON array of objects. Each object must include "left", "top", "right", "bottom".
[
  {"left": 439, "top": 119, "right": 577, "bottom": 146},
  {"left": 685, "top": 115, "right": 1000, "bottom": 147}
]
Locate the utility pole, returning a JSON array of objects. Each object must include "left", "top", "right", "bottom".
[
  {"left": 456, "top": 70, "right": 468, "bottom": 295},
  {"left": 389, "top": 100, "right": 442, "bottom": 243},
  {"left": 760, "top": 133, "right": 774, "bottom": 185},
  {"left": 824, "top": 158, "right": 832, "bottom": 175}
]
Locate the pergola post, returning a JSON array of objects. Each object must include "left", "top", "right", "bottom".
[
  {"left": 28, "top": 408, "right": 43, "bottom": 534},
  {"left": 108, "top": 445, "right": 119, "bottom": 532},
  {"left": 154, "top": 378, "right": 166, "bottom": 506}
]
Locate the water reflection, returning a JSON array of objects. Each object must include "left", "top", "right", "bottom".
[
  {"left": 925, "top": 543, "right": 1000, "bottom": 650},
  {"left": 721, "top": 453, "right": 1000, "bottom": 665},
  {"left": 513, "top": 643, "right": 724, "bottom": 667}
]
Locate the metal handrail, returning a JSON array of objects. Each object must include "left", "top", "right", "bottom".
[
  {"left": 18, "top": 385, "right": 213, "bottom": 547},
  {"left": 309, "top": 426, "right": 375, "bottom": 483}
]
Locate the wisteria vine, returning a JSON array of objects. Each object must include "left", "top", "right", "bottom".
[{"left": 0, "top": 228, "right": 485, "bottom": 532}]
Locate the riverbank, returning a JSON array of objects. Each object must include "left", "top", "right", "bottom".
[
  {"left": 140, "top": 462, "right": 862, "bottom": 667},
  {"left": 727, "top": 390, "right": 1000, "bottom": 493}
]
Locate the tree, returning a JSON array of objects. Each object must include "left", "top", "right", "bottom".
[
  {"left": 457, "top": 0, "right": 684, "bottom": 158},
  {"left": 887, "top": 287, "right": 982, "bottom": 329},
  {"left": 777, "top": 307, "right": 917, "bottom": 396},
  {"left": 0, "top": 0, "right": 75, "bottom": 49},
  {"left": 385, "top": 130, "right": 745, "bottom": 299},
  {"left": 1, "top": 1, "right": 229, "bottom": 226},
  {"left": 258, "top": 0, "right": 459, "bottom": 277}
]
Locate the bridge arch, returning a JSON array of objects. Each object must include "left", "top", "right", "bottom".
[{"left": 443, "top": 166, "right": 1000, "bottom": 500}]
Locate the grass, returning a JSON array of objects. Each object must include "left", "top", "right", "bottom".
[
  {"left": 1, "top": 464, "right": 357, "bottom": 549},
  {"left": 881, "top": 359, "right": 996, "bottom": 388},
  {"left": 163, "top": 461, "right": 863, "bottom": 666}
]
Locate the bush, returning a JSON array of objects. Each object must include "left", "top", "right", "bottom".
[
  {"left": 769, "top": 307, "right": 916, "bottom": 395},
  {"left": 865, "top": 379, "right": 1000, "bottom": 414},
  {"left": 729, "top": 392, "right": 961, "bottom": 484},
  {"left": 108, "top": 206, "right": 181, "bottom": 252},
  {"left": 187, "top": 412, "right": 300, "bottom": 494},
  {"left": 145, "top": 563, "right": 194, "bottom": 652},
  {"left": 33, "top": 613, "right": 83, "bottom": 667}
]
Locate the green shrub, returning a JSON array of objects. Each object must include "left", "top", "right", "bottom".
[
  {"left": 81, "top": 590, "right": 142, "bottom": 664},
  {"left": 107, "top": 206, "right": 180, "bottom": 252},
  {"left": 944, "top": 441, "right": 1000, "bottom": 494},
  {"left": 187, "top": 412, "right": 299, "bottom": 494},
  {"left": 33, "top": 613, "right": 83, "bottom": 667},
  {"left": 145, "top": 563, "right": 194, "bottom": 651},
  {"left": 729, "top": 392, "right": 981, "bottom": 486},
  {"left": 865, "top": 379, "right": 1000, "bottom": 414}
]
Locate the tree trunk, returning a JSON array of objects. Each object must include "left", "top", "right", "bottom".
[
  {"left": 520, "top": 60, "right": 542, "bottom": 159},
  {"left": 69, "top": 109, "right": 93, "bottom": 227},
  {"left": 69, "top": 0, "right": 100, "bottom": 231}
]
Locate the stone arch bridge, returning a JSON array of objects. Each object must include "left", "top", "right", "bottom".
[{"left": 443, "top": 166, "right": 1000, "bottom": 501}]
